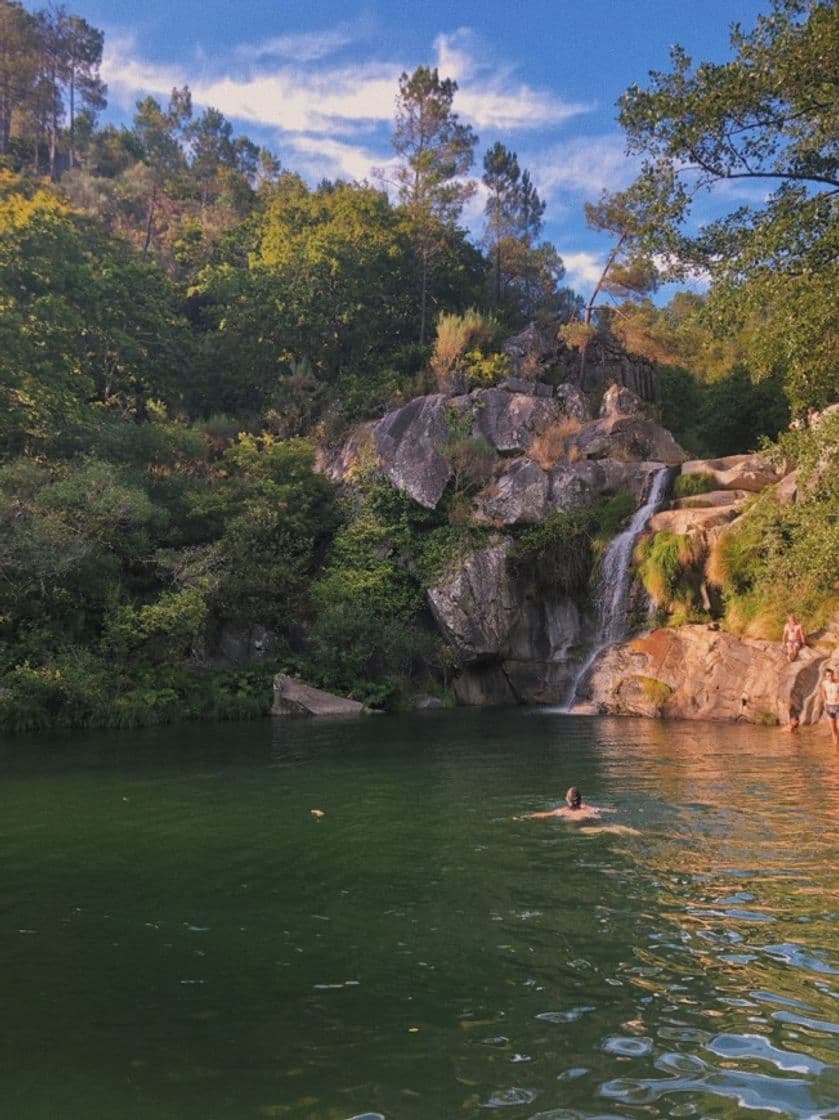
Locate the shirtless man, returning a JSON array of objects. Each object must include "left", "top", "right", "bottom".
[
  {"left": 522, "top": 786, "right": 610, "bottom": 822},
  {"left": 821, "top": 668, "right": 839, "bottom": 748},
  {"left": 783, "top": 614, "right": 806, "bottom": 662}
]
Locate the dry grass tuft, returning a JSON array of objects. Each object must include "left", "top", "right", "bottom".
[{"left": 528, "top": 417, "right": 582, "bottom": 468}]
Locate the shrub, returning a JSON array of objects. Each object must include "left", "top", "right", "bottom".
[
  {"left": 636, "top": 675, "right": 672, "bottom": 707},
  {"left": 635, "top": 532, "right": 686, "bottom": 607},
  {"left": 431, "top": 309, "right": 498, "bottom": 392},
  {"left": 509, "top": 509, "right": 594, "bottom": 595},
  {"left": 673, "top": 472, "right": 715, "bottom": 498}
]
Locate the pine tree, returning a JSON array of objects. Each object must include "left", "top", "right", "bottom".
[{"left": 392, "top": 66, "right": 477, "bottom": 345}]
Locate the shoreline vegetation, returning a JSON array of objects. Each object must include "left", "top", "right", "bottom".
[{"left": 0, "top": 0, "right": 836, "bottom": 734}]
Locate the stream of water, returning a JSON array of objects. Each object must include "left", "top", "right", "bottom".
[
  {"left": 0, "top": 710, "right": 836, "bottom": 1119},
  {"left": 562, "top": 466, "right": 671, "bottom": 711}
]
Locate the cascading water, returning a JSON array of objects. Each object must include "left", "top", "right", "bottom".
[{"left": 561, "top": 465, "right": 670, "bottom": 711}]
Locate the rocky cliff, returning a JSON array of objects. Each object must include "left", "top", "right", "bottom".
[{"left": 318, "top": 333, "right": 836, "bottom": 725}]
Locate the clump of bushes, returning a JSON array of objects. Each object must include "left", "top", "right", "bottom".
[
  {"left": 431, "top": 309, "right": 508, "bottom": 392},
  {"left": 508, "top": 492, "right": 636, "bottom": 596},
  {"left": 673, "top": 471, "right": 715, "bottom": 498}
]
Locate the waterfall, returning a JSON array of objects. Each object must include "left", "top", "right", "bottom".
[{"left": 561, "top": 466, "right": 670, "bottom": 711}]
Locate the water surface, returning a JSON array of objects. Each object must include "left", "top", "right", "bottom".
[{"left": 1, "top": 711, "right": 837, "bottom": 1119}]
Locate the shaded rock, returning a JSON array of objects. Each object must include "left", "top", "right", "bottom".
[
  {"left": 573, "top": 415, "right": 688, "bottom": 464},
  {"left": 648, "top": 505, "right": 744, "bottom": 535},
  {"left": 474, "top": 459, "right": 665, "bottom": 527},
  {"left": 413, "top": 694, "right": 445, "bottom": 710},
  {"left": 497, "top": 377, "right": 555, "bottom": 398},
  {"left": 502, "top": 321, "right": 558, "bottom": 379},
  {"left": 548, "top": 460, "right": 664, "bottom": 512},
  {"left": 453, "top": 388, "right": 562, "bottom": 454},
  {"left": 271, "top": 674, "right": 365, "bottom": 717},
  {"left": 599, "top": 383, "right": 652, "bottom": 419},
  {"left": 555, "top": 382, "right": 590, "bottom": 422},
  {"left": 453, "top": 664, "right": 519, "bottom": 706},
  {"left": 774, "top": 469, "right": 798, "bottom": 504},
  {"left": 586, "top": 626, "right": 827, "bottom": 725},
  {"left": 373, "top": 394, "right": 452, "bottom": 509},
  {"left": 555, "top": 333, "right": 658, "bottom": 402},
  {"left": 680, "top": 453, "right": 785, "bottom": 493},
  {"left": 477, "top": 459, "right": 550, "bottom": 525},
  {"left": 428, "top": 543, "right": 518, "bottom": 658},
  {"left": 193, "top": 623, "right": 280, "bottom": 669}
]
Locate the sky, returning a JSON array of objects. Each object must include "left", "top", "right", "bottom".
[{"left": 34, "top": 0, "right": 771, "bottom": 295}]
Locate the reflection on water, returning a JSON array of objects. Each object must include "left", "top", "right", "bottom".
[{"left": 0, "top": 711, "right": 836, "bottom": 1119}]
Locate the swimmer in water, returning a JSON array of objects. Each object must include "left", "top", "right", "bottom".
[{"left": 521, "top": 786, "right": 612, "bottom": 822}]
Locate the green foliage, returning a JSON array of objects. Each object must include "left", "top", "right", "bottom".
[
  {"left": 636, "top": 675, "right": 673, "bottom": 707},
  {"left": 305, "top": 475, "right": 448, "bottom": 706},
  {"left": 714, "top": 415, "right": 839, "bottom": 637},
  {"left": 673, "top": 472, "right": 715, "bottom": 498},
  {"left": 635, "top": 532, "right": 689, "bottom": 607},
  {"left": 610, "top": 0, "right": 839, "bottom": 410},
  {"left": 508, "top": 493, "right": 635, "bottom": 596}
]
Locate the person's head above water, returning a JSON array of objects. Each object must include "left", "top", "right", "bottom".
[{"left": 565, "top": 786, "right": 582, "bottom": 809}]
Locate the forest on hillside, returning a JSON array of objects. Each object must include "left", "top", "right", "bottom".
[{"left": 0, "top": 0, "right": 836, "bottom": 731}]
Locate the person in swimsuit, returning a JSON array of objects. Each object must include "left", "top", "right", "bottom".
[
  {"left": 821, "top": 668, "right": 839, "bottom": 748},
  {"left": 521, "top": 786, "right": 610, "bottom": 822},
  {"left": 782, "top": 614, "right": 806, "bottom": 662}
]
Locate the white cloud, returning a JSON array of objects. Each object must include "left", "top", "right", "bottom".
[
  {"left": 235, "top": 26, "right": 356, "bottom": 64},
  {"left": 286, "top": 134, "right": 389, "bottom": 182},
  {"left": 560, "top": 251, "right": 604, "bottom": 292},
  {"left": 535, "top": 134, "right": 637, "bottom": 200},
  {"left": 103, "top": 23, "right": 590, "bottom": 146},
  {"left": 433, "top": 29, "right": 590, "bottom": 131}
]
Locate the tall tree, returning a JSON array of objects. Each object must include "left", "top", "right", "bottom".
[
  {"left": 0, "top": 1, "right": 38, "bottom": 161},
  {"left": 482, "top": 141, "right": 520, "bottom": 307},
  {"left": 611, "top": 0, "right": 839, "bottom": 408},
  {"left": 133, "top": 86, "right": 191, "bottom": 255},
  {"left": 58, "top": 10, "right": 105, "bottom": 170},
  {"left": 391, "top": 66, "right": 477, "bottom": 344}
]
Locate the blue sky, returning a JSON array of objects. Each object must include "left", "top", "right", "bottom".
[{"left": 40, "top": 0, "right": 770, "bottom": 294}]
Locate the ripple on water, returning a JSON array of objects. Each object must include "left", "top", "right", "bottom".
[
  {"left": 536, "top": 1006, "right": 595, "bottom": 1024},
  {"left": 601, "top": 1035, "right": 654, "bottom": 1057},
  {"left": 705, "top": 1032, "right": 826, "bottom": 1075},
  {"left": 481, "top": 1087, "right": 538, "bottom": 1107},
  {"left": 599, "top": 1064, "right": 829, "bottom": 1118}
]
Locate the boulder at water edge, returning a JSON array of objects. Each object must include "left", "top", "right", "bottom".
[
  {"left": 271, "top": 674, "right": 366, "bottom": 717},
  {"left": 585, "top": 626, "right": 829, "bottom": 725}
]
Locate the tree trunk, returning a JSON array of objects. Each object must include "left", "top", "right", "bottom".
[
  {"left": 143, "top": 182, "right": 157, "bottom": 256},
  {"left": 419, "top": 244, "right": 429, "bottom": 346},
  {"left": 68, "top": 69, "right": 75, "bottom": 169}
]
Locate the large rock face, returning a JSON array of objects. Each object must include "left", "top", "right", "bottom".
[
  {"left": 585, "top": 626, "right": 830, "bottom": 725},
  {"left": 427, "top": 541, "right": 588, "bottom": 705},
  {"left": 373, "top": 394, "right": 452, "bottom": 509},
  {"left": 427, "top": 543, "right": 519, "bottom": 659},
  {"left": 680, "top": 453, "right": 785, "bottom": 492},
  {"left": 573, "top": 414, "right": 688, "bottom": 464},
  {"left": 475, "top": 459, "right": 665, "bottom": 526},
  {"left": 452, "top": 388, "right": 562, "bottom": 453},
  {"left": 271, "top": 674, "right": 366, "bottom": 717}
]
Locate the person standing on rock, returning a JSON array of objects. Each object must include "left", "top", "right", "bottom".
[
  {"left": 783, "top": 614, "right": 806, "bottom": 662},
  {"left": 821, "top": 668, "right": 839, "bottom": 748}
]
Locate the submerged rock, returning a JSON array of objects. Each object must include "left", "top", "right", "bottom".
[{"left": 271, "top": 674, "right": 366, "bottom": 717}]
